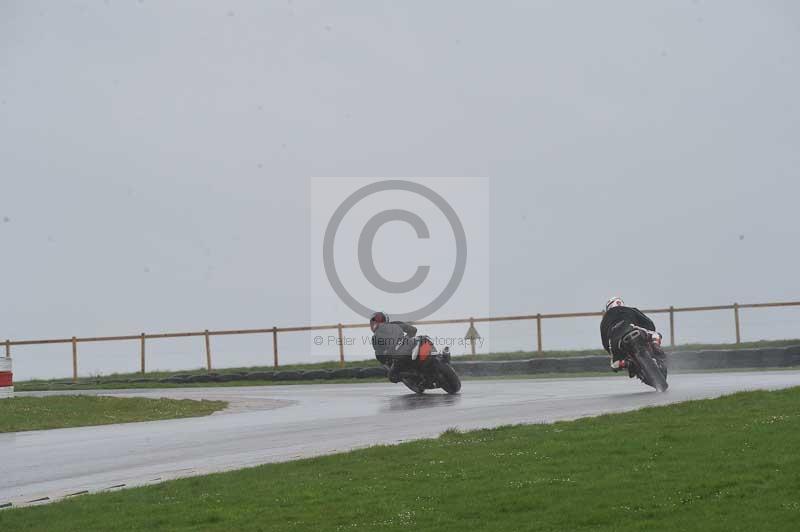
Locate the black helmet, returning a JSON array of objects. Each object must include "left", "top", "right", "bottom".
[{"left": 369, "top": 311, "right": 389, "bottom": 332}]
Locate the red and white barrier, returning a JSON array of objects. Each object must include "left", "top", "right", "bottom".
[{"left": 0, "top": 357, "right": 12, "bottom": 398}]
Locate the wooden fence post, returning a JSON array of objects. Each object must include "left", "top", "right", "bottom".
[
  {"left": 734, "top": 303, "right": 741, "bottom": 344},
  {"left": 272, "top": 327, "right": 279, "bottom": 368},
  {"left": 536, "top": 314, "right": 543, "bottom": 353},
  {"left": 140, "top": 333, "right": 146, "bottom": 374},
  {"left": 4, "top": 340, "right": 9, "bottom": 358},
  {"left": 204, "top": 330, "right": 212, "bottom": 372},
  {"left": 71, "top": 337, "right": 78, "bottom": 383},
  {"left": 669, "top": 306, "right": 675, "bottom": 347},
  {"left": 469, "top": 318, "right": 477, "bottom": 355},
  {"left": 338, "top": 324, "right": 345, "bottom": 367}
]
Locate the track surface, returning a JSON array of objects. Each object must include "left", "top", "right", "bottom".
[{"left": 2, "top": 370, "right": 800, "bottom": 507}]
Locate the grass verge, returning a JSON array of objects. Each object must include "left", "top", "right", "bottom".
[
  {"left": 14, "top": 338, "right": 800, "bottom": 392},
  {"left": 13, "top": 378, "right": 390, "bottom": 392},
  {"left": 0, "top": 396, "right": 227, "bottom": 433},
  {"left": 2, "top": 387, "right": 800, "bottom": 530}
]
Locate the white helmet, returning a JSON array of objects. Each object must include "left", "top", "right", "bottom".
[{"left": 605, "top": 297, "right": 624, "bottom": 312}]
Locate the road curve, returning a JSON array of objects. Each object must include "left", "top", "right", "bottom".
[{"left": 2, "top": 370, "right": 800, "bottom": 507}]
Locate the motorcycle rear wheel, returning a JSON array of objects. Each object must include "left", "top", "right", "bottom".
[{"left": 635, "top": 349, "right": 669, "bottom": 392}]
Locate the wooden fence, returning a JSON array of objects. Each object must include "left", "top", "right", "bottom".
[{"left": 3, "top": 300, "right": 799, "bottom": 382}]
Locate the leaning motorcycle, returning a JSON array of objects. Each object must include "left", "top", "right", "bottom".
[
  {"left": 396, "top": 336, "right": 461, "bottom": 395},
  {"left": 620, "top": 327, "right": 669, "bottom": 392}
]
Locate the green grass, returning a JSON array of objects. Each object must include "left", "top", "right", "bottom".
[
  {"left": 13, "top": 374, "right": 614, "bottom": 393},
  {"left": 12, "top": 378, "right": 390, "bottom": 392},
  {"left": 14, "top": 338, "right": 800, "bottom": 392},
  {"left": 0, "top": 396, "right": 227, "bottom": 433},
  {"left": 14, "top": 373, "right": 620, "bottom": 392},
  {"left": 3, "top": 387, "right": 800, "bottom": 531},
  {"left": 14, "top": 361, "right": 385, "bottom": 391}
]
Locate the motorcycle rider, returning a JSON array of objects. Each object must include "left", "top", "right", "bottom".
[
  {"left": 600, "top": 297, "right": 665, "bottom": 374},
  {"left": 370, "top": 311, "right": 417, "bottom": 383}
]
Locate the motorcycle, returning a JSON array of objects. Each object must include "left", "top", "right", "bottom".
[
  {"left": 620, "top": 326, "right": 669, "bottom": 392},
  {"left": 395, "top": 336, "right": 461, "bottom": 395}
]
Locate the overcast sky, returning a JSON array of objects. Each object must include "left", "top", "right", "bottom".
[{"left": 2, "top": 1, "right": 799, "bottom": 379}]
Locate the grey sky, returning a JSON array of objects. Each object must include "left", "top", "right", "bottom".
[{"left": 2, "top": 1, "right": 799, "bottom": 379}]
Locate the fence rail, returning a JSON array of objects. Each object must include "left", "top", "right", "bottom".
[{"left": 4, "top": 300, "right": 799, "bottom": 382}]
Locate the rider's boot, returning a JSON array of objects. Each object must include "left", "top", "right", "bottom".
[
  {"left": 611, "top": 358, "right": 635, "bottom": 378},
  {"left": 387, "top": 361, "right": 402, "bottom": 383}
]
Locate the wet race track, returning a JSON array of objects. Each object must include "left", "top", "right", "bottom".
[{"left": 2, "top": 370, "right": 800, "bottom": 507}]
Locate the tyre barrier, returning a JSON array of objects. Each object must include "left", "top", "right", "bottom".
[
  {"left": 246, "top": 371, "right": 274, "bottom": 381},
  {"left": 451, "top": 345, "right": 800, "bottom": 376},
  {"left": 274, "top": 371, "right": 303, "bottom": 381},
  {"left": 329, "top": 368, "right": 359, "bottom": 379},
  {"left": 158, "top": 376, "right": 189, "bottom": 384},
  {"left": 186, "top": 374, "right": 215, "bottom": 383},
  {"left": 217, "top": 373, "right": 245, "bottom": 382},
  {"left": 669, "top": 346, "right": 800, "bottom": 371},
  {"left": 358, "top": 367, "right": 388, "bottom": 379},
  {"left": 0, "top": 357, "right": 12, "bottom": 398},
  {"left": 302, "top": 370, "right": 331, "bottom": 381}
]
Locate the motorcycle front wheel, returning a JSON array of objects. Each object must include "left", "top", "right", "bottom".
[
  {"left": 402, "top": 377, "right": 425, "bottom": 394},
  {"left": 435, "top": 360, "right": 461, "bottom": 394}
]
